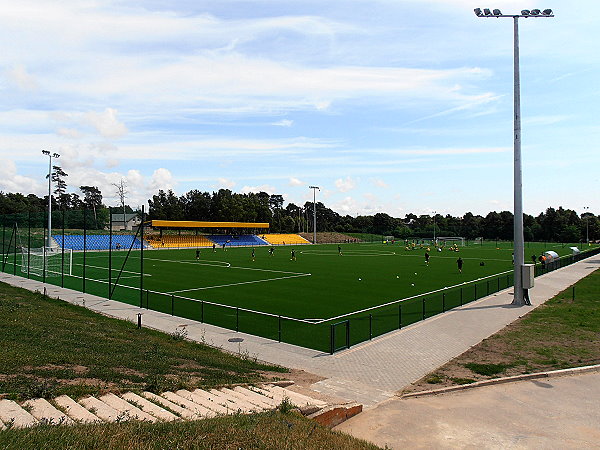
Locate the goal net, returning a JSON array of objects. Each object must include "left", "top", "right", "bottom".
[
  {"left": 437, "top": 237, "right": 465, "bottom": 246},
  {"left": 21, "top": 247, "right": 72, "bottom": 277},
  {"left": 383, "top": 236, "right": 395, "bottom": 243}
]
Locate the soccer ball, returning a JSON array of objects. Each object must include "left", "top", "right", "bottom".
[
  {"left": 396, "top": 275, "right": 399, "bottom": 278},
  {"left": 358, "top": 278, "right": 362, "bottom": 281},
  {"left": 414, "top": 272, "right": 417, "bottom": 275},
  {"left": 411, "top": 283, "right": 415, "bottom": 286}
]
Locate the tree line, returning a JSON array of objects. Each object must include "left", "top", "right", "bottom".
[{"left": 0, "top": 188, "right": 597, "bottom": 243}]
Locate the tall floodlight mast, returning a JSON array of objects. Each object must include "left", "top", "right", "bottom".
[
  {"left": 474, "top": 7, "right": 554, "bottom": 306},
  {"left": 309, "top": 186, "right": 320, "bottom": 244},
  {"left": 42, "top": 150, "right": 60, "bottom": 248}
]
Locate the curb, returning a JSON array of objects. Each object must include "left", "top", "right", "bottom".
[{"left": 400, "top": 363, "right": 600, "bottom": 399}]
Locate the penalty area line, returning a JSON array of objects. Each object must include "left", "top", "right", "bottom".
[{"left": 167, "top": 272, "right": 312, "bottom": 294}]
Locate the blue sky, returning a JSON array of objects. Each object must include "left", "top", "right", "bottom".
[{"left": 1, "top": 0, "right": 598, "bottom": 217}]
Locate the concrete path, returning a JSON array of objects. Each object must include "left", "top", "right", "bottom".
[
  {"left": 1, "top": 255, "right": 598, "bottom": 409},
  {"left": 335, "top": 370, "right": 600, "bottom": 449}
]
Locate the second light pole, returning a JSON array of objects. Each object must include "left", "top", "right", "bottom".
[{"left": 309, "top": 186, "right": 320, "bottom": 244}]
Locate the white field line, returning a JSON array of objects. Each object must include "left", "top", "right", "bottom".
[
  {"left": 144, "top": 256, "right": 308, "bottom": 276},
  {"left": 73, "top": 263, "right": 143, "bottom": 276},
  {"left": 167, "top": 273, "right": 312, "bottom": 294}
]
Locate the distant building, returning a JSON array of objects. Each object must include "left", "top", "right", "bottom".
[{"left": 111, "top": 213, "right": 141, "bottom": 231}]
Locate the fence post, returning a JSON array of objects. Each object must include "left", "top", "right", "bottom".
[
  {"left": 201, "top": 301, "right": 204, "bottom": 323},
  {"left": 330, "top": 324, "right": 335, "bottom": 355},
  {"left": 497, "top": 277, "right": 500, "bottom": 292},
  {"left": 236, "top": 308, "right": 239, "bottom": 332},
  {"left": 369, "top": 314, "right": 372, "bottom": 340},
  {"left": 572, "top": 286, "right": 575, "bottom": 302},
  {"left": 171, "top": 294, "right": 174, "bottom": 315},
  {"left": 398, "top": 303, "right": 402, "bottom": 329},
  {"left": 442, "top": 293, "right": 446, "bottom": 312},
  {"left": 486, "top": 280, "right": 489, "bottom": 295},
  {"left": 346, "top": 320, "right": 350, "bottom": 349},
  {"left": 474, "top": 283, "right": 477, "bottom": 300},
  {"left": 460, "top": 287, "right": 463, "bottom": 306},
  {"left": 422, "top": 297, "right": 426, "bottom": 320},
  {"left": 146, "top": 289, "right": 149, "bottom": 309},
  {"left": 278, "top": 315, "right": 281, "bottom": 342}
]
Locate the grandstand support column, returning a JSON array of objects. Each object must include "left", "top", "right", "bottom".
[
  {"left": 309, "top": 186, "right": 320, "bottom": 244},
  {"left": 108, "top": 206, "right": 112, "bottom": 299}
]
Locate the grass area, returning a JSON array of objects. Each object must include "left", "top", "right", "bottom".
[
  {"left": 4, "top": 240, "right": 595, "bottom": 352},
  {"left": 0, "top": 409, "right": 379, "bottom": 450},
  {"left": 405, "top": 265, "right": 600, "bottom": 392},
  {"left": 0, "top": 282, "right": 287, "bottom": 401}
]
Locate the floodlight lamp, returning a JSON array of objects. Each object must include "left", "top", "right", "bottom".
[
  {"left": 530, "top": 9, "right": 540, "bottom": 15},
  {"left": 493, "top": 9, "right": 502, "bottom": 15},
  {"left": 521, "top": 9, "right": 530, "bottom": 16},
  {"left": 484, "top": 8, "right": 492, "bottom": 15},
  {"left": 474, "top": 7, "right": 483, "bottom": 16},
  {"left": 542, "top": 9, "right": 553, "bottom": 16},
  {"left": 42, "top": 150, "right": 50, "bottom": 155},
  {"left": 53, "top": 153, "right": 60, "bottom": 158}
]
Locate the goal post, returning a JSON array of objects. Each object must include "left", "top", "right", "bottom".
[
  {"left": 21, "top": 247, "right": 73, "bottom": 277},
  {"left": 437, "top": 237, "right": 466, "bottom": 246},
  {"left": 383, "top": 236, "right": 395, "bottom": 244}
]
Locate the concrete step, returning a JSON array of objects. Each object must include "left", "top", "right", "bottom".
[
  {"left": 160, "top": 392, "right": 212, "bottom": 418},
  {"left": 0, "top": 399, "right": 38, "bottom": 429},
  {"left": 22, "top": 398, "right": 73, "bottom": 426},
  {"left": 176, "top": 389, "right": 229, "bottom": 415},
  {"left": 121, "top": 392, "right": 178, "bottom": 422},
  {"left": 221, "top": 387, "right": 273, "bottom": 410},
  {"left": 208, "top": 389, "right": 257, "bottom": 413},
  {"left": 54, "top": 395, "right": 102, "bottom": 424},
  {"left": 78, "top": 396, "right": 123, "bottom": 423},
  {"left": 233, "top": 386, "right": 280, "bottom": 408},
  {"left": 141, "top": 391, "right": 196, "bottom": 420},
  {"left": 99, "top": 393, "right": 157, "bottom": 422},
  {"left": 265, "top": 385, "right": 328, "bottom": 408}
]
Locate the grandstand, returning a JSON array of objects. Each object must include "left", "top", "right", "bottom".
[
  {"left": 208, "top": 234, "right": 268, "bottom": 247},
  {"left": 145, "top": 234, "right": 213, "bottom": 249},
  {"left": 53, "top": 235, "right": 144, "bottom": 251},
  {"left": 261, "top": 234, "right": 311, "bottom": 245}
]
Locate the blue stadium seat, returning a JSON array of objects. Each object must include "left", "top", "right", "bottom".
[
  {"left": 207, "top": 235, "right": 268, "bottom": 247},
  {"left": 53, "top": 235, "right": 145, "bottom": 251}
]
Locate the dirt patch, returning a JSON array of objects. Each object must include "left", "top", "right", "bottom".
[{"left": 114, "top": 367, "right": 146, "bottom": 377}]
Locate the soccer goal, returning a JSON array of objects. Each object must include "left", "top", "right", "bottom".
[
  {"left": 21, "top": 247, "right": 73, "bottom": 277},
  {"left": 383, "top": 236, "right": 395, "bottom": 244},
  {"left": 437, "top": 237, "right": 466, "bottom": 246}
]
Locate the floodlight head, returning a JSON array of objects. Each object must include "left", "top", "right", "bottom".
[
  {"left": 483, "top": 8, "right": 492, "bottom": 15},
  {"left": 42, "top": 150, "right": 50, "bottom": 155},
  {"left": 53, "top": 153, "right": 60, "bottom": 158},
  {"left": 521, "top": 9, "right": 530, "bottom": 16},
  {"left": 493, "top": 9, "right": 502, "bottom": 15},
  {"left": 474, "top": 7, "right": 483, "bottom": 16},
  {"left": 530, "top": 9, "right": 541, "bottom": 15},
  {"left": 542, "top": 9, "right": 553, "bottom": 16}
]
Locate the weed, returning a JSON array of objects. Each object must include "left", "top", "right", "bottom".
[
  {"left": 464, "top": 363, "right": 513, "bottom": 377},
  {"left": 277, "top": 398, "right": 295, "bottom": 414},
  {"left": 425, "top": 374, "right": 444, "bottom": 384}
]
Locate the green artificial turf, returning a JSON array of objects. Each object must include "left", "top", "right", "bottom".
[{"left": 3, "top": 241, "right": 595, "bottom": 352}]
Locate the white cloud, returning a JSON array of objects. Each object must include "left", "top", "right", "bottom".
[
  {"left": 272, "top": 119, "right": 293, "bottom": 127},
  {"left": 0, "top": 160, "right": 42, "bottom": 194},
  {"left": 6, "top": 64, "right": 38, "bottom": 91},
  {"left": 241, "top": 184, "right": 277, "bottom": 195},
  {"left": 370, "top": 178, "right": 389, "bottom": 189},
  {"left": 288, "top": 177, "right": 304, "bottom": 186},
  {"left": 335, "top": 176, "right": 357, "bottom": 192},
  {"left": 83, "top": 108, "right": 128, "bottom": 139},
  {"left": 151, "top": 168, "right": 175, "bottom": 191},
  {"left": 57, "top": 128, "right": 83, "bottom": 139},
  {"left": 215, "top": 178, "right": 236, "bottom": 189}
]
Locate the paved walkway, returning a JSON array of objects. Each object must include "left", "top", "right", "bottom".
[
  {"left": 335, "top": 370, "right": 600, "bottom": 449},
  {"left": 1, "top": 255, "right": 598, "bottom": 408}
]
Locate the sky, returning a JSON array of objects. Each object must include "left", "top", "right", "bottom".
[{"left": 1, "top": 0, "right": 598, "bottom": 218}]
